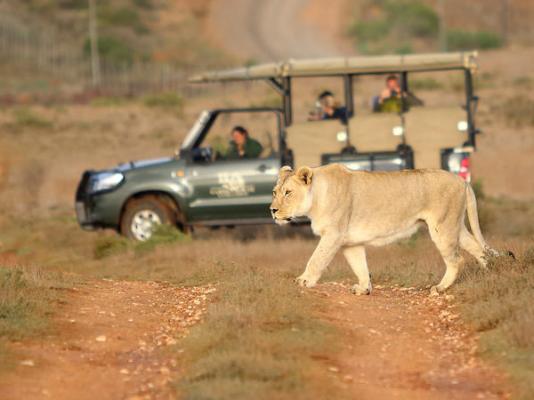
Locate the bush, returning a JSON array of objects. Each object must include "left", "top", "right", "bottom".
[
  {"left": 349, "top": 19, "right": 390, "bottom": 42},
  {"left": 93, "top": 235, "right": 129, "bottom": 259},
  {"left": 349, "top": 0, "right": 439, "bottom": 53},
  {"left": 83, "top": 36, "right": 135, "bottom": 65},
  {"left": 447, "top": 30, "right": 502, "bottom": 51},
  {"left": 385, "top": 1, "right": 439, "bottom": 38},
  {"left": 134, "top": 224, "right": 190, "bottom": 253},
  {"left": 100, "top": 7, "right": 148, "bottom": 34}
]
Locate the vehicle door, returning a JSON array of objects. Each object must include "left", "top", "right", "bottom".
[{"left": 184, "top": 110, "right": 282, "bottom": 222}]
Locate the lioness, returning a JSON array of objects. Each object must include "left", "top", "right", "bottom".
[{"left": 270, "top": 164, "right": 497, "bottom": 294}]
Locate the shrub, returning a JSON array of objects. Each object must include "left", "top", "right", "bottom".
[
  {"left": 447, "top": 30, "right": 502, "bottom": 51},
  {"left": 349, "top": 1, "right": 438, "bottom": 53},
  {"left": 93, "top": 235, "right": 129, "bottom": 259},
  {"left": 349, "top": 19, "right": 390, "bottom": 42},
  {"left": 134, "top": 224, "right": 190, "bottom": 253},
  {"left": 100, "top": 7, "right": 149, "bottom": 34},
  {"left": 83, "top": 36, "right": 135, "bottom": 65},
  {"left": 385, "top": 1, "right": 439, "bottom": 38}
]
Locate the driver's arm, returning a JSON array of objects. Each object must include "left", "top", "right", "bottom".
[{"left": 225, "top": 141, "right": 239, "bottom": 159}]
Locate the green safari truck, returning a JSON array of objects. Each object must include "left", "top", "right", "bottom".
[{"left": 75, "top": 52, "right": 481, "bottom": 240}]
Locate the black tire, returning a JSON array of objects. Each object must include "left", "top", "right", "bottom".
[{"left": 120, "top": 195, "right": 176, "bottom": 241}]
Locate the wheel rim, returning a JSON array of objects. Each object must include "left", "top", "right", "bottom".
[{"left": 130, "top": 210, "right": 162, "bottom": 241}]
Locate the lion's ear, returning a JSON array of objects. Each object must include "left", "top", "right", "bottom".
[
  {"left": 296, "top": 166, "right": 313, "bottom": 185},
  {"left": 277, "top": 165, "right": 293, "bottom": 183}
]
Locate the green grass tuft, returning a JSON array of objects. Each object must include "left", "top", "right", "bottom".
[
  {"left": 134, "top": 224, "right": 191, "bottom": 253},
  {"left": 93, "top": 235, "right": 130, "bottom": 259}
]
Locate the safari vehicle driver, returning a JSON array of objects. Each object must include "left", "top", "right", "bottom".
[
  {"left": 308, "top": 91, "right": 348, "bottom": 123},
  {"left": 226, "top": 125, "right": 263, "bottom": 159}
]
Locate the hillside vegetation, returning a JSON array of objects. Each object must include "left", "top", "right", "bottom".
[
  {"left": 0, "top": 0, "right": 226, "bottom": 95},
  {"left": 348, "top": 0, "right": 534, "bottom": 54}
]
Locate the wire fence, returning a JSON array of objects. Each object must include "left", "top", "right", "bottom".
[{"left": 0, "top": 13, "right": 208, "bottom": 99}]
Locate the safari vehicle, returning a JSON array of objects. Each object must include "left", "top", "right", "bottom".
[{"left": 75, "top": 52, "right": 481, "bottom": 240}]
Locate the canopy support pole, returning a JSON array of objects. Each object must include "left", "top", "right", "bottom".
[
  {"left": 282, "top": 77, "right": 292, "bottom": 127},
  {"left": 464, "top": 70, "right": 476, "bottom": 148}
]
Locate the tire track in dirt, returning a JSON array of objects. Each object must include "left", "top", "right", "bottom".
[
  {"left": 0, "top": 280, "right": 215, "bottom": 400},
  {"left": 313, "top": 283, "right": 508, "bottom": 399}
]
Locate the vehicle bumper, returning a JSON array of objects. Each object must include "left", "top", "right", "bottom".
[{"left": 75, "top": 171, "right": 124, "bottom": 230}]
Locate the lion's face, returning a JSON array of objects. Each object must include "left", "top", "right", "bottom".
[{"left": 270, "top": 166, "right": 313, "bottom": 225}]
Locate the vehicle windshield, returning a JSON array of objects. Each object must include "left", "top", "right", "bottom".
[{"left": 180, "top": 110, "right": 211, "bottom": 151}]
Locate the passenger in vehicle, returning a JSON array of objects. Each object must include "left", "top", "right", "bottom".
[
  {"left": 308, "top": 91, "right": 348, "bottom": 123},
  {"left": 373, "top": 75, "right": 423, "bottom": 113},
  {"left": 373, "top": 75, "right": 402, "bottom": 113},
  {"left": 226, "top": 125, "right": 263, "bottom": 159}
]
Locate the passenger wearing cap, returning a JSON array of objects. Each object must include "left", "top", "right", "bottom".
[{"left": 308, "top": 91, "right": 348, "bottom": 123}]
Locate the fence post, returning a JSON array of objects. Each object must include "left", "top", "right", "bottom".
[{"left": 88, "top": 0, "right": 101, "bottom": 87}]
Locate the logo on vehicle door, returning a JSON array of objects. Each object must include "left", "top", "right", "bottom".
[{"left": 209, "top": 172, "right": 255, "bottom": 198}]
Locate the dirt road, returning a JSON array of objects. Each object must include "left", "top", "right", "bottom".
[
  {"left": 0, "top": 280, "right": 214, "bottom": 400},
  {"left": 207, "top": 0, "right": 353, "bottom": 61},
  {"left": 315, "top": 283, "right": 507, "bottom": 399},
  {"left": 0, "top": 278, "right": 507, "bottom": 399}
]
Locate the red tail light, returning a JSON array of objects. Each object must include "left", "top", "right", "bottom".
[{"left": 458, "top": 157, "right": 471, "bottom": 182}]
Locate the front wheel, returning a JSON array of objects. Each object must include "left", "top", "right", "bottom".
[{"left": 120, "top": 196, "right": 176, "bottom": 241}]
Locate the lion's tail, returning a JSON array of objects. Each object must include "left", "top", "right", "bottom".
[{"left": 465, "top": 184, "right": 498, "bottom": 256}]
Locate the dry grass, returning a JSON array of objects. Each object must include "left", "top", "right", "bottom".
[
  {"left": 0, "top": 264, "right": 72, "bottom": 369},
  {"left": 1, "top": 203, "right": 533, "bottom": 398},
  {"left": 495, "top": 95, "right": 534, "bottom": 128},
  {"left": 175, "top": 262, "right": 343, "bottom": 400},
  {"left": 453, "top": 248, "right": 534, "bottom": 399}
]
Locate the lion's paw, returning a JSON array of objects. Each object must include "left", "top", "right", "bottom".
[
  {"left": 429, "top": 285, "right": 441, "bottom": 296},
  {"left": 295, "top": 274, "right": 318, "bottom": 288},
  {"left": 351, "top": 283, "right": 372, "bottom": 295}
]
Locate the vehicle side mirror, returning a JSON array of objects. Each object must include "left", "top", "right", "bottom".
[{"left": 191, "top": 147, "right": 213, "bottom": 163}]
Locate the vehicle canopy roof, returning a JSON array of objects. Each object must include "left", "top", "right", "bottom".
[{"left": 189, "top": 51, "right": 478, "bottom": 83}]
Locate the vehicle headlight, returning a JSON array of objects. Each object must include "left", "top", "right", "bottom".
[{"left": 90, "top": 172, "right": 124, "bottom": 193}]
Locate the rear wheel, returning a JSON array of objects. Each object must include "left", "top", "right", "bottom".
[{"left": 120, "top": 196, "right": 176, "bottom": 241}]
